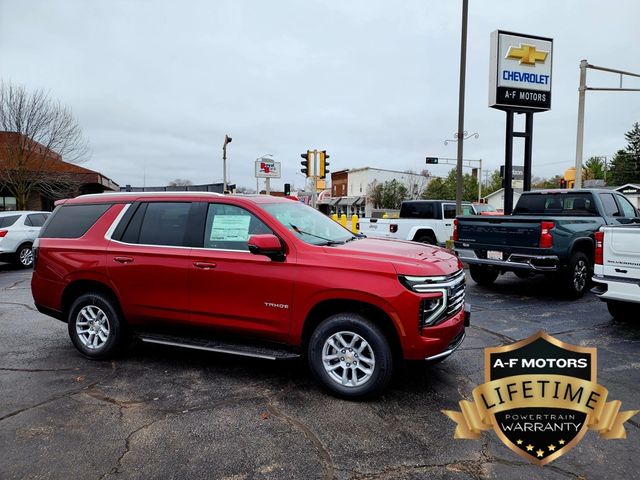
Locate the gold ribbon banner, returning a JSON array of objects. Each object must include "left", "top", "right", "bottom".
[{"left": 442, "top": 374, "right": 638, "bottom": 440}]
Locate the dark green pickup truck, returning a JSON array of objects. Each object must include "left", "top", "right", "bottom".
[{"left": 453, "top": 189, "right": 640, "bottom": 298}]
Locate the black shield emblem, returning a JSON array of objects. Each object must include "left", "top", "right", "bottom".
[{"left": 485, "top": 331, "right": 596, "bottom": 465}]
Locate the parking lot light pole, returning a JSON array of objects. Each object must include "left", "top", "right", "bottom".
[
  {"left": 223, "top": 134, "right": 232, "bottom": 193},
  {"left": 455, "top": 0, "right": 469, "bottom": 215}
]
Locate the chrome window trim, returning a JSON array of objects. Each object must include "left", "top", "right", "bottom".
[{"left": 104, "top": 203, "right": 131, "bottom": 241}]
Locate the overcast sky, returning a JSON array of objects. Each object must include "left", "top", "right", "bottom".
[{"left": 1, "top": 0, "right": 639, "bottom": 191}]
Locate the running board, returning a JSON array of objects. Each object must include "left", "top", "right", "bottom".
[{"left": 138, "top": 333, "right": 300, "bottom": 361}]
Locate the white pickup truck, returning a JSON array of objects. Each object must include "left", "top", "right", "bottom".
[
  {"left": 358, "top": 200, "right": 477, "bottom": 246},
  {"left": 591, "top": 224, "right": 640, "bottom": 320}
]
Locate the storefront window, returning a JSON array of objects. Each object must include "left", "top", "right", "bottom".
[{"left": 1, "top": 196, "right": 17, "bottom": 211}]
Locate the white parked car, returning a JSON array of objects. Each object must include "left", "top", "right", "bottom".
[
  {"left": 0, "top": 211, "right": 51, "bottom": 268},
  {"left": 592, "top": 224, "right": 640, "bottom": 319}
]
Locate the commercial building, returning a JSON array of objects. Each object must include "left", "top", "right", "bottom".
[
  {"left": 327, "top": 167, "right": 430, "bottom": 217},
  {"left": 0, "top": 132, "right": 118, "bottom": 211}
]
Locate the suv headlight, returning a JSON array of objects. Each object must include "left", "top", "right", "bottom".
[{"left": 399, "top": 270, "right": 466, "bottom": 328}]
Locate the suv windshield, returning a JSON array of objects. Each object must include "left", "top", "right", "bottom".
[{"left": 262, "top": 201, "right": 355, "bottom": 246}]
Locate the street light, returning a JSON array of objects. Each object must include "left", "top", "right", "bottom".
[
  {"left": 223, "top": 134, "right": 232, "bottom": 193},
  {"left": 256, "top": 154, "right": 274, "bottom": 194}
]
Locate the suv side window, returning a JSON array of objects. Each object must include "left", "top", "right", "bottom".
[
  {"left": 26, "top": 213, "right": 47, "bottom": 227},
  {"left": 615, "top": 195, "right": 637, "bottom": 218},
  {"left": 443, "top": 204, "right": 456, "bottom": 219},
  {"left": 599, "top": 193, "right": 621, "bottom": 217},
  {"left": 203, "top": 203, "right": 272, "bottom": 251},
  {"left": 123, "top": 202, "right": 191, "bottom": 247}
]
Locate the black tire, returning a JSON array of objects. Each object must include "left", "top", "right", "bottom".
[
  {"left": 67, "top": 292, "right": 126, "bottom": 359},
  {"left": 606, "top": 300, "right": 635, "bottom": 320},
  {"left": 415, "top": 233, "right": 436, "bottom": 245},
  {"left": 469, "top": 264, "right": 499, "bottom": 286},
  {"left": 308, "top": 313, "right": 393, "bottom": 399},
  {"left": 14, "top": 243, "right": 34, "bottom": 269},
  {"left": 563, "top": 251, "right": 591, "bottom": 299}
]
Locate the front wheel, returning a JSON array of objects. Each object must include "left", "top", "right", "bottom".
[
  {"left": 68, "top": 293, "right": 126, "bottom": 359},
  {"left": 308, "top": 313, "right": 393, "bottom": 399},
  {"left": 469, "top": 264, "right": 499, "bottom": 286},
  {"left": 606, "top": 300, "right": 635, "bottom": 320}
]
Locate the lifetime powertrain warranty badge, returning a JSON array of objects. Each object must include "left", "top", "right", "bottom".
[{"left": 443, "top": 331, "right": 638, "bottom": 465}]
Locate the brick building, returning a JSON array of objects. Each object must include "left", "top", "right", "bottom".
[{"left": 0, "top": 132, "right": 118, "bottom": 211}]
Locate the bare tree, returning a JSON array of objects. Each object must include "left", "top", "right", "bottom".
[
  {"left": 403, "top": 169, "right": 431, "bottom": 200},
  {"left": 0, "top": 82, "right": 89, "bottom": 209},
  {"left": 168, "top": 178, "right": 193, "bottom": 187}
]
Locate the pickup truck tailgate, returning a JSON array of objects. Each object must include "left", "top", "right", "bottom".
[
  {"left": 603, "top": 225, "right": 640, "bottom": 280},
  {"left": 457, "top": 216, "right": 541, "bottom": 247}
]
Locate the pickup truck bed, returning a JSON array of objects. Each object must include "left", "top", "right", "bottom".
[
  {"left": 592, "top": 224, "right": 640, "bottom": 319},
  {"left": 454, "top": 189, "right": 640, "bottom": 298}
]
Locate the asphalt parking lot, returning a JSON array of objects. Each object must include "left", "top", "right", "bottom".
[{"left": 0, "top": 265, "right": 638, "bottom": 480}]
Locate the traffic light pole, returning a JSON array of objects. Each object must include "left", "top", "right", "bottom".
[{"left": 312, "top": 149, "right": 318, "bottom": 209}]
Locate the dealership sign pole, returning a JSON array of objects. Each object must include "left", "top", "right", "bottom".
[{"left": 489, "top": 30, "right": 553, "bottom": 214}]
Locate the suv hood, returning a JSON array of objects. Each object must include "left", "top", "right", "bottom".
[{"left": 322, "top": 237, "right": 461, "bottom": 276}]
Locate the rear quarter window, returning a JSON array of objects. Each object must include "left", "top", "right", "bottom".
[
  {"left": 0, "top": 215, "right": 21, "bottom": 228},
  {"left": 40, "top": 204, "right": 112, "bottom": 238}
]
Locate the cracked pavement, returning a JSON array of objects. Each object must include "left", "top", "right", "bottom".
[{"left": 0, "top": 264, "right": 638, "bottom": 479}]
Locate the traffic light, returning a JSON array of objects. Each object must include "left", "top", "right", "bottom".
[
  {"left": 300, "top": 150, "right": 311, "bottom": 177},
  {"left": 319, "top": 150, "right": 330, "bottom": 179},
  {"left": 284, "top": 183, "right": 291, "bottom": 196},
  {"left": 425, "top": 157, "right": 439, "bottom": 164},
  {"left": 559, "top": 179, "right": 567, "bottom": 188}
]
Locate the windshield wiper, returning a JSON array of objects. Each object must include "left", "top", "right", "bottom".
[{"left": 289, "top": 224, "right": 346, "bottom": 245}]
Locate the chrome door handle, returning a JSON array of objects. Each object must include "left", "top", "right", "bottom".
[
  {"left": 193, "top": 261, "right": 217, "bottom": 270},
  {"left": 113, "top": 256, "right": 133, "bottom": 264}
]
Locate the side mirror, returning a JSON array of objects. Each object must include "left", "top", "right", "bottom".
[{"left": 248, "top": 234, "right": 285, "bottom": 261}]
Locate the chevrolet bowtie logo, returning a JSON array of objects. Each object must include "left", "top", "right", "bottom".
[{"left": 506, "top": 43, "right": 548, "bottom": 65}]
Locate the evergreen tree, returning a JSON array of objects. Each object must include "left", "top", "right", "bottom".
[
  {"left": 583, "top": 157, "right": 605, "bottom": 180},
  {"left": 421, "top": 169, "right": 479, "bottom": 202},
  {"left": 607, "top": 122, "right": 640, "bottom": 185}
]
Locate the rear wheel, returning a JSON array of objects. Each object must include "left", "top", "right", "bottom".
[
  {"left": 308, "top": 313, "right": 393, "bottom": 399},
  {"left": 469, "top": 264, "right": 499, "bottom": 286},
  {"left": 415, "top": 233, "right": 436, "bottom": 245},
  {"left": 606, "top": 300, "right": 635, "bottom": 320},
  {"left": 14, "top": 243, "right": 34, "bottom": 268},
  {"left": 68, "top": 293, "right": 126, "bottom": 359},
  {"left": 563, "top": 251, "right": 591, "bottom": 299}
]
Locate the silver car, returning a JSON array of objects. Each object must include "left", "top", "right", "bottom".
[{"left": 0, "top": 211, "right": 50, "bottom": 268}]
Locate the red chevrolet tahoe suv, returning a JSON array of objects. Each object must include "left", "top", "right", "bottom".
[{"left": 32, "top": 192, "right": 469, "bottom": 398}]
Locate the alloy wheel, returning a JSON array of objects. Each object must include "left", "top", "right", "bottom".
[
  {"left": 322, "top": 331, "right": 376, "bottom": 387},
  {"left": 573, "top": 259, "right": 588, "bottom": 292},
  {"left": 19, "top": 247, "right": 33, "bottom": 267},
  {"left": 76, "top": 305, "right": 111, "bottom": 350}
]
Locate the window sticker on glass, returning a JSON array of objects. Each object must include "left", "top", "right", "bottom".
[{"left": 210, "top": 215, "right": 251, "bottom": 241}]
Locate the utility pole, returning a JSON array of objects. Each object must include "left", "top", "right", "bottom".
[
  {"left": 222, "top": 134, "right": 232, "bottom": 193},
  {"left": 455, "top": 0, "right": 469, "bottom": 215},
  {"left": 574, "top": 61, "right": 640, "bottom": 189},
  {"left": 574, "top": 60, "right": 587, "bottom": 190}
]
